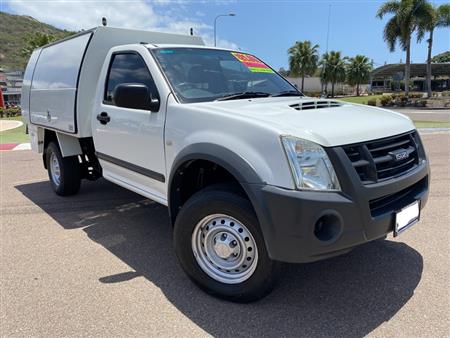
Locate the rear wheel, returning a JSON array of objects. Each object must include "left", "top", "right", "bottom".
[
  {"left": 174, "top": 186, "right": 278, "bottom": 302},
  {"left": 46, "top": 142, "right": 81, "bottom": 196}
]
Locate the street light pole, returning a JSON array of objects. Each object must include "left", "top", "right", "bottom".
[{"left": 214, "top": 13, "right": 236, "bottom": 47}]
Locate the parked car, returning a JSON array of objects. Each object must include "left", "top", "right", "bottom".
[{"left": 22, "top": 26, "right": 429, "bottom": 302}]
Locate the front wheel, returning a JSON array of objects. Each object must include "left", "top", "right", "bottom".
[
  {"left": 46, "top": 142, "right": 81, "bottom": 196},
  {"left": 174, "top": 186, "right": 278, "bottom": 302}
]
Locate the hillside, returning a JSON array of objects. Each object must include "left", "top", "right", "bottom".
[
  {"left": 0, "top": 11, "right": 74, "bottom": 70},
  {"left": 431, "top": 51, "right": 450, "bottom": 63}
]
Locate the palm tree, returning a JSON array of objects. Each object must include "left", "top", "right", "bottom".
[
  {"left": 288, "top": 40, "right": 320, "bottom": 92},
  {"left": 418, "top": 4, "right": 450, "bottom": 97},
  {"left": 377, "top": 0, "right": 433, "bottom": 96},
  {"left": 320, "top": 51, "right": 347, "bottom": 98},
  {"left": 346, "top": 55, "right": 373, "bottom": 96}
]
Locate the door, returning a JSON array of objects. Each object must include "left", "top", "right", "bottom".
[{"left": 93, "top": 51, "right": 166, "bottom": 203}]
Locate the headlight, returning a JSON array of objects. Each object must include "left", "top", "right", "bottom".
[{"left": 281, "top": 136, "right": 341, "bottom": 191}]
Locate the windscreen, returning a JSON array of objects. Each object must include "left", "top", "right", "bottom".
[{"left": 151, "top": 48, "right": 300, "bottom": 103}]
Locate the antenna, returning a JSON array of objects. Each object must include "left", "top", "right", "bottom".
[
  {"left": 326, "top": 5, "right": 331, "bottom": 52},
  {"left": 102, "top": 17, "right": 107, "bottom": 27}
]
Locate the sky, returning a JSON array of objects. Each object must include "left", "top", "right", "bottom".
[{"left": 1, "top": 0, "right": 449, "bottom": 71}]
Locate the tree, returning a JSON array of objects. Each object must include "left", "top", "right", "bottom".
[
  {"left": 431, "top": 51, "right": 450, "bottom": 63},
  {"left": 418, "top": 4, "right": 450, "bottom": 97},
  {"left": 346, "top": 55, "right": 373, "bottom": 96},
  {"left": 278, "top": 67, "right": 289, "bottom": 77},
  {"left": 21, "top": 32, "right": 57, "bottom": 59},
  {"left": 288, "top": 40, "right": 319, "bottom": 92},
  {"left": 377, "top": 0, "right": 433, "bottom": 96},
  {"left": 320, "top": 51, "right": 347, "bottom": 98}
]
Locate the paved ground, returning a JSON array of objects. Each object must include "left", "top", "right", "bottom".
[
  {"left": 1, "top": 133, "right": 449, "bottom": 337},
  {"left": 390, "top": 108, "right": 450, "bottom": 122},
  {"left": 0, "top": 120, "right": 23, "bottom": 132}
]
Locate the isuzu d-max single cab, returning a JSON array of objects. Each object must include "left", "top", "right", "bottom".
[{"left": 22, "top": 27, "right": 429, "bottom": 301}]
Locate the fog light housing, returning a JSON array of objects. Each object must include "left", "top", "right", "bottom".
[{"left": 314, "top": 212, "right": 342, "bottom": 242}]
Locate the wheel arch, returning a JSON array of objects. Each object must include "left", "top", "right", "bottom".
[
  {"left": 42, "top": 130, "right": 83, "bottom": 168},
  {"left": 168, "top": 143, "right": 265, "bottom": 225},
  {"left": 42, "top": 129, "right": 57, "bottom": 169}
]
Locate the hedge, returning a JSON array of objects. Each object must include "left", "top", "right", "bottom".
[{"left": 0, "top": 107, "right": 22, "bottom": 118}]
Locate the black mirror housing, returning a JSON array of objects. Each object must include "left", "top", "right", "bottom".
[{"left": 113, "top": 83, "right": 160, "bottom": 111}]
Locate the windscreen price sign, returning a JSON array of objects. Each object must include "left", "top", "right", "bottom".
[{"left": 231, "top": 52, "right": 274, "bottom": 73}]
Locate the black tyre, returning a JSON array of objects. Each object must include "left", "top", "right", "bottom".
[
  {"left": 45, "top": 142, "right": 81, "bottom": 196},
  {"left": 174, "top": 186, "right": 278, "bottom": 302}
]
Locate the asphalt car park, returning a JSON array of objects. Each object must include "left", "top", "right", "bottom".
[{"left": 1, "top": 132, "right": 449, "bottom": 337}]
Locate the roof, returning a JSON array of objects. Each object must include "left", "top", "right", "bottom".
[
  {"left": 145, "top": 44, "right": 235, "bottom": 52},
  {"left": 371, "top": 63, "right": 450, "bottom": 78},
  {"left": 39, "top": 26, "right": 205, "bottom": 50}
]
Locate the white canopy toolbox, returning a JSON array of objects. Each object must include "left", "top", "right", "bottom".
[{"left": 21, "top": 26, "right": 204, "bottom": 137}]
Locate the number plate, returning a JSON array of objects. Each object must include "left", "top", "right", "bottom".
[{"left": 394, "top": 201, "right": 420, "bottom": 236}]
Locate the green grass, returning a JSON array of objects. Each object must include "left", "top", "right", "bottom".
[
  {"left": 413, "top": 121, "right": 450, "bottom": 129},
  {"left": 0, "top": 116, "right": 30, "bottom": 144},
  {"left": 338, "top": 95, "right": 384, "bottom": 105}
]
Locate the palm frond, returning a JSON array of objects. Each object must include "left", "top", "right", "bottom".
[
  {"left": 376, "top": 0, "right": 401, "bottom": 18},
  {"left": 437, "top": 4, "right": 450, "bottom": 27},
  {"left": 384, "top": 17, "right": 402, "bottom": 52}
]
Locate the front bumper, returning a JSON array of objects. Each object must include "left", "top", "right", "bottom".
[{"left": 244, "top": 147, "right": 429, "bottom": 263}]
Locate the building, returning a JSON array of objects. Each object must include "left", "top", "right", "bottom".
[
  {"left": 370, "top": 63, "right": 450, "bottom": 93},
  {"left": 0, "top": 69, "right": 24, "bottom": 106}
]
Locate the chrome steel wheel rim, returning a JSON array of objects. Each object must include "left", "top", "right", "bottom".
[
  {"left": 49, "top": 152, "right": 61, "bottom": 186},
  {"left": 191, "top": 214, "right": 258, "bottom": 284}
]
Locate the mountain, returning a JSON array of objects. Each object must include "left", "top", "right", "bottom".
[{"left": 0, "top": 11, "right": 74, "bottom": 70}]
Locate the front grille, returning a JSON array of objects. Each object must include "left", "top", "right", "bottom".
[
  {"left": 369, "top": 176, "right": 427, "bottom": 217},
  {"left": 343, "top": 131, "right": 421, "bottom": 184}
]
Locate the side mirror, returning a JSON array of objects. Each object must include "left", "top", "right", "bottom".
[{"left": 113, "top": 83, "right": 160, "bottom": 111}]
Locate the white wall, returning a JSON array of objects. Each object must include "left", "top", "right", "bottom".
[{"left": 286, "top": 77, "right": 369, "bottom": 95}]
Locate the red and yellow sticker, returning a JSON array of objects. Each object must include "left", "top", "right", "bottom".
[{"left": 231, "top": 52, "right": 274, "bottom": 73}]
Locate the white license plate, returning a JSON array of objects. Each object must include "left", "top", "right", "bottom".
[{"left": 394, "top": 201, "right": 420, "bottom": 236}]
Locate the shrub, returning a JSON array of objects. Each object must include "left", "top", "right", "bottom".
[
  {"left": 367, "top": 98, "right": 377, "bottom": 106},
  {"left": 394, "top": 94, "right": 408, "bottom": 107},
  {"left": 4, "top": 107, "right": 22, "bottom": 117},
  {"left": 409, "top": 92, "right": 424, "bottom": 99},
  {"left": 442, "top": 90, "right": 450, "bottom": 97},
  {"left": 304, "top": 91, "right": 322, "bottom": 98},
  {"left": 414, "top": 99, "right": 427, "bottom": 108},
  {"left": 0, "top": 107, "right": 21, "bottom": 117},
  {"left": 380, "top": 95, "right": 393, "bottom": 106}
]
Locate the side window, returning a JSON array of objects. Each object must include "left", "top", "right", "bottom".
[{"left": 104, "top": 53, "right": 159, "bottom": 105}]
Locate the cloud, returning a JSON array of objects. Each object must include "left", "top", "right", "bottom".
[{"left": 4, "top": 0, "right": 238, "bottom": 49}]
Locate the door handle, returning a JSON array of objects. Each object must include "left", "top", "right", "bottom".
[{"left": 96, "top": 112, "right": 110, "bottom": 125}]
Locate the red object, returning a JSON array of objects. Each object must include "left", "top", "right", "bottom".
[
  {"left": 0, "top": 88, "right": 5, "bottom": 109},
  {"left": 0, "top": 143, "right": 18, "bottom": 151},
  {"left": 231, "top": 52, "right": 271, "bottom": 70}
]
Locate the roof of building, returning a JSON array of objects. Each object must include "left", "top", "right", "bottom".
[{"left": 371, "top": 63, "right": 450, "bottom": 78}]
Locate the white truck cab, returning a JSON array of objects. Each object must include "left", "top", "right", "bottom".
[{"left": 22, "top": 27, "right": 430, "bottom": 302}]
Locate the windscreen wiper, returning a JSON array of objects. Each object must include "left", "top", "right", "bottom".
[
  {"left": 271, "top": 90, "right": 303, "bottom": 97},
  {"left": 216, "top": 91, "right": 271, "bottom": 101}
]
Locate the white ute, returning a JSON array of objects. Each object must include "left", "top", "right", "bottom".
[{"left": 22, "top": 27, "right": 430, "bottom": 302}]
